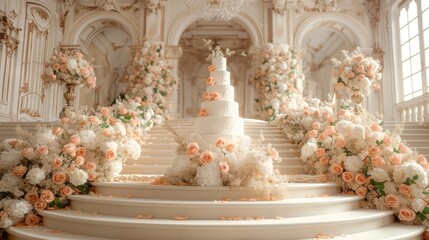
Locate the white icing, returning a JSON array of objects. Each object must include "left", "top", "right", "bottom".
[
  {"left": 212, "top": 56, "right": 227, "bottom": 71},
  {"left": 207, "top": 85, "right": 234, "bottom": 101},
  {"left": 195, "top": 116, "right": 244, "bottom": 135},
  {"left": 197, "top": 134, "right": 251, "bottom": 149},
  {"left": 201, "top": 101, "right": 239, "bottom": 116},
  {"left": 210, "top": 71, "right": 230, "bottom": 85}
]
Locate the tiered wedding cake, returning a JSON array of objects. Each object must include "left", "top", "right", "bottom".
[{"left": 195, "top": 53, "right": 250, "bottom": 147}]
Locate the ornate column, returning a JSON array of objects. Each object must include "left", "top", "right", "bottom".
[
  {"left": 165, "top": 45, "right": 183, "bottom": 118},
  {"left": 144, "top": 0, "right": 164, "bottom": 40},
  {"left": 271, "top": 0, "right": 288, "bottom": 44}
]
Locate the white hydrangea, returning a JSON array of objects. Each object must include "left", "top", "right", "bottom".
[
  {"left": 119, "top": 139, "right": 141, "bottom": 162},
  {"left": 25, "top": 167, "right": 46, "bottom": 185},
  {"left": 0, "top": 214, "right": 13, "bottom": 228},
  {"left": 300, "top": 117, "right": 313, "bottom": 130},
  {"left": 5, "top": 199, "right": 32, "bottom": 219},
  {"left": 301, "top": 141, "right": 317, "bottom": 159},
  {"left": 270, "top": 98, "right": 281, "bottom": 111},
  {"left": 393, "top": 162, "right": 428, "bottom": 188},
  {"left": 278, "top": 82, "right": 288, "bottom": 92},
  {"left": 384, "top": 182, "right": 397, "bottom": 195},
  {"left": 79, "top": 129, "right": 97, "bottom": 149},
  {"left": 68, "top": 168, "right": 88, "bottom": 186},
  {"left": 195, "top": 163, "right": 222, "bottom": 187},
  {"left": 66, "top": 59, "right": 78, "bottom": 72},
  {"left": 351, "top": 125, "right": 365, "bottom": 140},
  {"left": 113, "top": 123, "right": 126, "bottom": 137},
  {"left": 368, "top": 168, "right": 390, "bottom": 182},
  {"left": 37, "top": 130, "right": 57, "bottom": 146},
  {"left": 0, "top": 173, "right": 23, "bottom": 197},
  {"left": 103, "top": 141, "right": 118, "bottom": 152},
  {"left": 411, "top": 198, "right": 426, "bottom": 213},
  {"left": 344, "top": 156, "right": 363, "bottom": 173},
  {"left": 369, "top": 131, "right": 385, "bottom": 142},
  {"left": 0, "top": 150, "right": 22, "bottom": 172}
]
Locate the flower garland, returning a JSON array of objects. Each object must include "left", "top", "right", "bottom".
[
  {"left": 124, "top": 40, "right": 177, "bottom": 120},
  {"left": 0, "top": 96, "right": 158, "bottom": 228},
  {"left": 253, "top": 43, "right": 302, "bottom": 122},
  {"left": 331, "top": 48, "right": 381, "bottom": 100},
  {"left": 42, "top": 49, "right": 96, "bottom": 89}
]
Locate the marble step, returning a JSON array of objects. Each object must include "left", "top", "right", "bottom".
[
  {"left": 399, "top": 134, "right": 429, "bottom": 140},
  {"left": 37, "top": 209, "right": 395, "bottom": 240},
  {"left": 91, "top": 182, "right": 339, "bottom": 200},
  {"left": 133, "top": 155, "right": 302, "bottom": 165},
  {"left": 6, "top": 225, "right": 115, "bottom": 240},
  {"left": 402, "top": 140, "right": 429, "bottom": 147}
]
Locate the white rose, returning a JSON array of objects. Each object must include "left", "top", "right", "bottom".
[
  {"left": 351, "top": 125, "right": 365, "bottom": 140},
  {"left": 25, "top": 167, "right": 46, "bottom": 185},
  {"left": 384, "top": 182, "right": 397, "bottom": 195},
  {"left": 301, "top": 142, "right": 317, "bottom": 159},
  {"left": 344, "top": 156, "right": 363, "bottom": 173},
  {"left": 411, "top": 198, "right": 426, "bottom": 213},
  {"left": 68, "top": 168, "right": 88, "bottom": 186},
  {"left": 368, "top": 168, "right": 390, "bottom": 182}
]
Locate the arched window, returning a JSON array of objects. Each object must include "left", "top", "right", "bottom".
[{"left": 398, "top": 0, "right": 429, "bottom": 101}]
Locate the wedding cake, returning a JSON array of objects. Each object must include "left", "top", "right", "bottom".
[{"left": 195, "top": 54, "right": 250, "bottom": 147}]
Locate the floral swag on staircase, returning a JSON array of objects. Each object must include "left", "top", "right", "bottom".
[{"left": 124, "top": 40, "right": 177, "bottom": 120}]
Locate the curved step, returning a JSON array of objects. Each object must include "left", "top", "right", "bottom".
[
  {"left": 69, "top": 195, "right": 362, "bottom": 219},
  {"left": 6, "top": 226, "right": 115, "bottom": 240},
  {"left": 91, "top": 182, "right": 339, "bottom": 200},
  {"left": 38, "top": 209, "right": 394, "bottom": 240}
]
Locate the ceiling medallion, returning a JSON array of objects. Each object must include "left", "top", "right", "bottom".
[{"left": 186, "top": 0, "right": 253, "bottom": 21}]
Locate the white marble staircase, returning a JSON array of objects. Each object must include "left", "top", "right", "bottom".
[{"left": 4, "top": 118, "right": 427, "bottom": 239}]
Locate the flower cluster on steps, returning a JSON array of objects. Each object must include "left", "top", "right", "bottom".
[
  {"left": 274, "top": 98, "right": 429, "bottom": 226},
  {"left": 124, "top": 40, "right": 177, "bottom": 120},
  {"left": 0, "top": 97, "right": 159, "bottom": 228},
  {"left": 253, "top": 43, "right": 303, "bottom": 122}
]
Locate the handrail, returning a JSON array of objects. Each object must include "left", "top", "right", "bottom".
[{"left": 395, "top": 93, "right": 429, "bottom": 123}]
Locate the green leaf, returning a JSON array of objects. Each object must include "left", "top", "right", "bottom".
[
  {"left": 417, "top": 211, "right": 426, "bottom": 221},
  {"left": 376, "top": 140, "right": 384, "bottom": 146},
  {"left": 76, "top": 182, "right": 91, "bottom": 194},
  {"left": 423, "top": 207, "right": 429, "bottom": 214},
  {"left": 393, "top": 147, "right": 400, "bottom": 154},
  {"left": 413, "top": 175, "right": 419, "bottom": 180}
]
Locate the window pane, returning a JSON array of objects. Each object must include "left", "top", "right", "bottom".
[
  {"left": 403, "top": 59, "right": 411, "bottom": 77},
  {"left": 412, "top": 72, "right": 422, "bottom": 91},
  {"left": 411, "top": 54, "right": 421, "bottom": 73},
  {"left": 400, "top": 26, "right": 409, "bottom": 44},
  {"left": 400, "top": 8, "right": 408, "bottom": 27},
  {"left": 425, "top": 29, "right": 429, "bottom": 48},
  {"left": 423, "top": 0, "right": 429, "bottom": 11},
  {"left": 402, "top": 42, "right": 410, "bottom": 60},
  {"left": 408, "top": 1, "right": 417, "bottom": 20},
  {"left": 426, "top": 49, "right": 429, "bottom": 66},
  {"left": 404, "top": 77, "right": 412, "bottom": 95},
  {"left": 404, "top": 94, "right": 412, "bottom": 101},
  {"left": 409, "top": 19, "right": 419, "bottom": 38},
  {"left": 410, "top": 37, "right": 420, "bottom": 56},
  {"left": 423, "top": 10, "right": 429, "bottom": 30}
]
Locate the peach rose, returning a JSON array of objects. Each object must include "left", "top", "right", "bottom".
[
  {"left": 100, "top": 107, "right": 110, "bottom": 116},
  {"left": 22, "top": 147, "right": 34, "bottom": 159},
  {"left": 207, "top": 76, "right": 215, "bottom": 86},
  {"left": 70, "top": 135, "right": 81, "bottom": 145},
  {"left": 40, "top": 189, "right": 55, "bottom": 203},
  {"left": 86, "top": 162, "right": 97, "bottom": 171},
  {"left": 33, "top": 199, "right": 47, "bottom": 210},
  {"left": 104, "top": 149, "right": 117, "bottom": 161},
  {"left": 398, "top": 144, "right": 409, "bottom": 154},
  {"left": 88, "top": 116, "right": 99, "bottom": 124},
  {"left": 75, "top": 156, "right": 85, "bottom": 166},
  {"left": 307, "top": 129, "right": 318, "bottom": 138},
  {"left": 25, "top": 213, "right": 41, "bottom": 226},
  {"left": 315, "top": 148, "right": 325, "bottom": 158},
  {"left": 319, "top": 156, "right": 329, "bottom": 165},
  {"left": 199, "top": 151, "right": 213, "bottom": 164},
  {"left": 330, "top": 163, "right": 343, "bottom": 175},
  {"left": 12, "top": 165, "right": 27, "bottom": 177},
  {"left": 199, "top": 108, "right": 208, "bottom": 117},
  {"left": 51, "top": 157, "right": 63, "bottom": 170},
  {"left": 370, "top": 123, "right": 382, "bottom": 132},
  {"left": 335, "top": 138, "right": 347, "bottom": 148},
  {"left": 215, "top": 138, "right": 226, "bottom": 148},
  {"left": 225, "top": 143, "right": 235, "bottom": 153},
  {"left": 219, "top": 161, "right": 229, "bottom": 174},
  {"left": 342, "top": 171, "right": 354, "bottom": 183},
  {"left": 210, "top": 92, "right": 220, "bottom": 100},
  {"left": 317, "top": 134, "right": 327, "bottom": 141},
  {"left": 355, "top": 173, "right": 367, "bottom": 185},
  {"left": 356, "top": 186, "right": 368, "bottom": 196},
  {"left": 37, "top": 145, "right": 49, "bottom": 155},
  {"left": 52, "top": 127, "right": 64, "bottom": 136},
  {"left": 87, "top": 172, "right": 97, "bottom": 181},
  {"left": 267, "top": 108, "right": 274, "bottom": 116},
  {"left": 399, "top": 184, "right": 412, "bottom": 196},
  {"left": 398, "top": 208, "right": 416, "bottom": 222},
  {"left": 119, "top": 107, "right": 128, "bottom": 115},
  {"left": 383, "top": 136, "right": 392, "bottom": 147},
  {"left": 186, "top": 143, "right": 200, "bottom": 156},
  {"left": 76, "top": 147, "right": 86, "bottom": 157},
  {"left": 368, "top": 146, "right": 381, "bottom": 156},
  {"left": 134, "top": 97, "right": 142, "bottom": 103},
  {"left": 390, "top": 154, "right": 402, "bottom": 165},
  {"left": 311, "top": 122, "right": 320, "bottom": 130},
  {"left": 24, "top": 191, "right": 39, "bottom": 203},
  {"left": 63, "top": 143, "right": 76, "bottom": 156},
  {"left": 207, "top": 65, "right": 216, "bottom": 72},
  {"left": 60, "top": 186, "right": 74, "bottom": 196},
  {"left": 202, "top": 92, "right": 212, "bottom": 101},
  {"left": 52, "top": 171, "right": 67, "bottom": 184},
  {"left": 372, "top": 156, "right": 385, "bottom": 167},
  {"left": 103, "top": 128, "right": 111, "bottom": 138},
  {"left": 385, "top": 194, "right": 400, "bottom": 208}
]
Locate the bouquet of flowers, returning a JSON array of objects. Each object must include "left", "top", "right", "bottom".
[
  {"left": 331, "top": 48, "right": 381, "bottom": 101},
  {"left": 124, "top": 40, "right": 177, "bottom": 119},
  {"left": 0, "top": 97, "right": 156, "bottom": 228},
  {"left": 254, "top": 43, "right": 302, "bottom": 121},
  {"left": 42, "top": 49, "right": 96, "bottom": 89}
]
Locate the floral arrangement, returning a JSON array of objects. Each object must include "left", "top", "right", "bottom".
[
  {"left": 331, "top": 48, "right": 381, "bottom": 101},
  {"left": 253, "top": 43, "right": 303, "bottom": 122},
  {"left": 124, "top": 40, "right": 177, "bottom": 120},
  {"left": 0, "top": 96, "right": 158, "bottom": 228},
  {"left": 291, "top": 101, "right": 429, "bottom": 226},
  {"left": 42, "top": 49, "right": 96, "bottom": 89},
  {"left": 155, "top": 134, "right": 284, "bottom": 196}
]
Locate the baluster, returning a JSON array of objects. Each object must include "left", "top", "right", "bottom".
[
  {"left": 425, "top": 100, "right": 429, "bottom": 123},
  {"left": 417, "top": 104, "right": 422, "bottom": 122}
]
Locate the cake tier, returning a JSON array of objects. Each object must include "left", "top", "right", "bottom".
[
  {"left": 201, "top": 100, "right": 239, "bottom": 117},
  {"left": 212, "top": 56, "right": 227, "bottom": 71},
  {"left": 207, "top": 85, "right": 234, "bottom": 101},
  {"left": 195, "top": 116, "right": 244, "bottom": 135},
  {"left": 210, "top": 71, "right": 230, "bottom": 85},
  {"left": 197, "top": 134, "right": 251, "bottom": 149}
]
